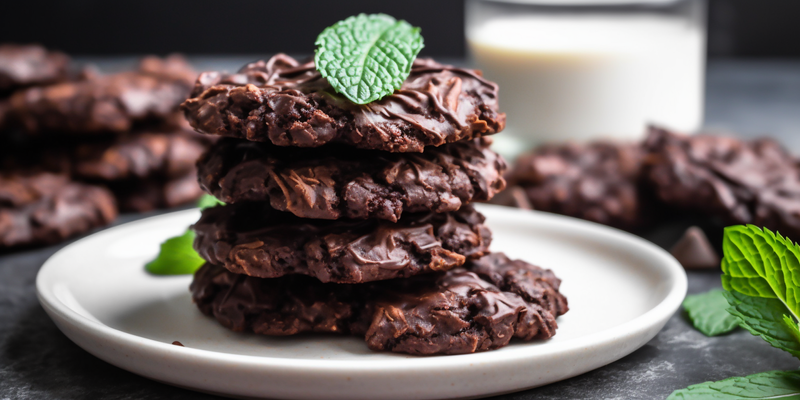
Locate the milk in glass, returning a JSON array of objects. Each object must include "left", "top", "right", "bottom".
[{"left": 467, "top": 2, "right": 705, "bottom": 143}]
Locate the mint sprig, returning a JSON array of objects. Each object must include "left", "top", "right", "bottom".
[
  {"left": 145, "top": 195, "right": 223, "bottom": 275},
  {"left": 683, "top": 289, "right": 740, "bottom": 336},
  {"left": 670, "top": 225, "right": 800, "bottom": 397},
  {"left": 667, "top": 370, "right": 800, "bottom": 399},
  {"left": 315, "top": 13, "right": 424, "bottom": 104},
  {"left": 721, "top": 225, "right": 800, "bottom": 356}
]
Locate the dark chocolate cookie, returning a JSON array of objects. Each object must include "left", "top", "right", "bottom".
[
  {"left": 190, "top": 252, "right": 568, "bottom": 355},
  {"left": 110, "top": 172, "right": 203, "bottom": 213},
  {"left": 73, "top": 130, "right": 207, "bottom": 181},
  {"left": 10, "top": 55, "right": 195, "bottom": 134},
  {"left": 192, "top": 202, "right": 492, "bottom": 283},
  {"left": 198, "top": 137, "right": 506, "bottom": 221},
  {"left": 0, "top": 172, "right": 117, "bottom": 248},
  {"left": 181, "top": 54, "right": 505, "bottom": 152},
  {"left": 0, "top": 44, "right": 70, "bottom": 94},
  {"left": 644, "top": 126, "right": 800, "bottom": 239},
  {"left": 507, "top": 141, "right": 648, "bottom": 230}
]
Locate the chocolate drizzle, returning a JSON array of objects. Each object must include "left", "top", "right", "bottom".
[{"left": 182, "top": 54, "right": 506, "bottom": 152}]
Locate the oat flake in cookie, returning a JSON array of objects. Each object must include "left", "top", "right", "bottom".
[
  {"left": 181, "top": 54, "right": 506, "bottom": 152},
  {"left": 0, "top": 173, "right": 117, "bottom": 248},
  {"left": 190, "top": 253, "right": 568, "bottom": 355},
  {"left": 192, "top": 202, "right": 492, "bottom": 283},
  {"left": 197, "top": 137, "right": 506, "bottom": 221}
]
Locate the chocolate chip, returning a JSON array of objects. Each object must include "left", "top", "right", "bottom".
[{"left": 670, "top": 226, "right": 720, "bottom": 269}]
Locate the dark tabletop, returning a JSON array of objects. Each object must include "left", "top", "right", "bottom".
[{"left": 2, "top": 58, "right": 800, "bottom": 400}]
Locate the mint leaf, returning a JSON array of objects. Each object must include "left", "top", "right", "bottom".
[
  {"left": 197, "top": 194, "right": 224, "bottom": 210},
  {"left": 683, "top": 289, "right": 740, "bottom": 336},
  {"left": 724, "top": 290, "right": 800, "bottom": 359},
  {"left": 145, "top": 229, "right": 205, "bottom": 275},
  {"left": 315, "top": 13, "right": 424, "bottom": 104},
  {"left": 145, "top": 195, "right": 218, "bottom": 275},
  {"left": 722, "top": 225, "right": 800, "bottom": 329},
  {"left": 667, "top": 370, "right": 800, "bottom": 399}
]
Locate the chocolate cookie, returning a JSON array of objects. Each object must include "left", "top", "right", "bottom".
[
  {"left": 190, "top": 252, "right": 568, "bottom": 355},
  {"left": 181, "top": 54, "right": 505, "bottom": 152},
  {"left": 198, "top": 137, "right": 506, "bottom": 221},
  {"left": 0, "top": 173, "right": 117, "bottom": 248},
  {"left": 192, "top": 202, "right": 492, "bottom": 283},
  {"left": 111, "top": 172, "right": 203, "bottom": 213},
  {"left": 73, "top": 130, "right": 206, "bottom": 181},
  {"left": 10, "top": 55, "right": 195, "bottom": 134},
  {"left": 507, "top": 141, "right": 648, "bottom": 230},
  {"left": 644, "top": 126, "right": 800, "bottom": 238},
  {"left": 0, "top": 44, "right": 70, "bottom": 94}
]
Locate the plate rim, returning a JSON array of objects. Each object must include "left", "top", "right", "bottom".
[{"left": 36, "top": 204, "right": 687, "bottom": 372}]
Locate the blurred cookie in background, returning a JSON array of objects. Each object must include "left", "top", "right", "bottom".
[
  {"left": 0, "top": 172, "right": 117, "bottom": 249},
  {"left": 503, "top": 141, "right": 651, "bottom": 230},
  {"left": 0, "top": 49, "right": 206, "bottom": 216},
  {"left": 72, "top": 128, "right": 207, "bottom": 212},
  {"left": 111, "top": 172, "right": 202, "bottom": 212},
  {"left": 644, "top": 125, "right": 800, "bottom": 241},
  {"left": 9, "top": 54, "right": 195, "bottom": 134},
  {"left": 72, "top": 128, "right": 206, "bottom": 181},
  {"left": 0, "top": 44, "right": 71, "bottom": 95},
  {"left": 498, "top": 125, "right": 800, "bottom": 262}
]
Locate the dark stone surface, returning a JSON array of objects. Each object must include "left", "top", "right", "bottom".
[{"left": 2, "top": 59, "right": 800, "bottom": 399}]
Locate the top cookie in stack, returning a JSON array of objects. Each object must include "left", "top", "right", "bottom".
[{"left": 182, "top": 54, "right": 505, "bottom": 152}]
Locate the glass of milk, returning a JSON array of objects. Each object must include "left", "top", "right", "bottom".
[{"left": 466, "top": 0, "right": 706, "bottom": 147}]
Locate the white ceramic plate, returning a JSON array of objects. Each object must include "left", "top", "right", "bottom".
[{"left": 37, "top": 204, "right": 686, "bottom": 400}]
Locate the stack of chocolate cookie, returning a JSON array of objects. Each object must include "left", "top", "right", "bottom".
[
  {"left": 6, "top": 52, "right": 207, "bottom": 212},
  {"left": 182, "top": 54, "right": 569, "bottom": 355},
  {"left": 0, "top": 45, "right": 117, "bottom": 248},
  {"left": 0, "top": 44, "right": 212, "bottom": 248}
]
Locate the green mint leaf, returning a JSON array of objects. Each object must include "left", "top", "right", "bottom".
[
  {"left": 145, "top": 229, "right": 205, "bottom": 275},
  {"left": 197, "top": 194, "right": 224, "bottom": 210},
  {"left": 315, "top": 13, "right": 424, "bottom": 104},
  {"left": 724, "top": 290, "right": 800, "bottom": 359},
  {"left": 682, "top": 289, "right": 740, "bottom": 336},
  {"left": 667, "top": 369, "right": 800, "bottom": 399},
  {"left": 145, "top": 195, "right": 218, "bottom": 275},
  {"left": 722, "top": 225, "right": 800, "bottom": 328}
]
